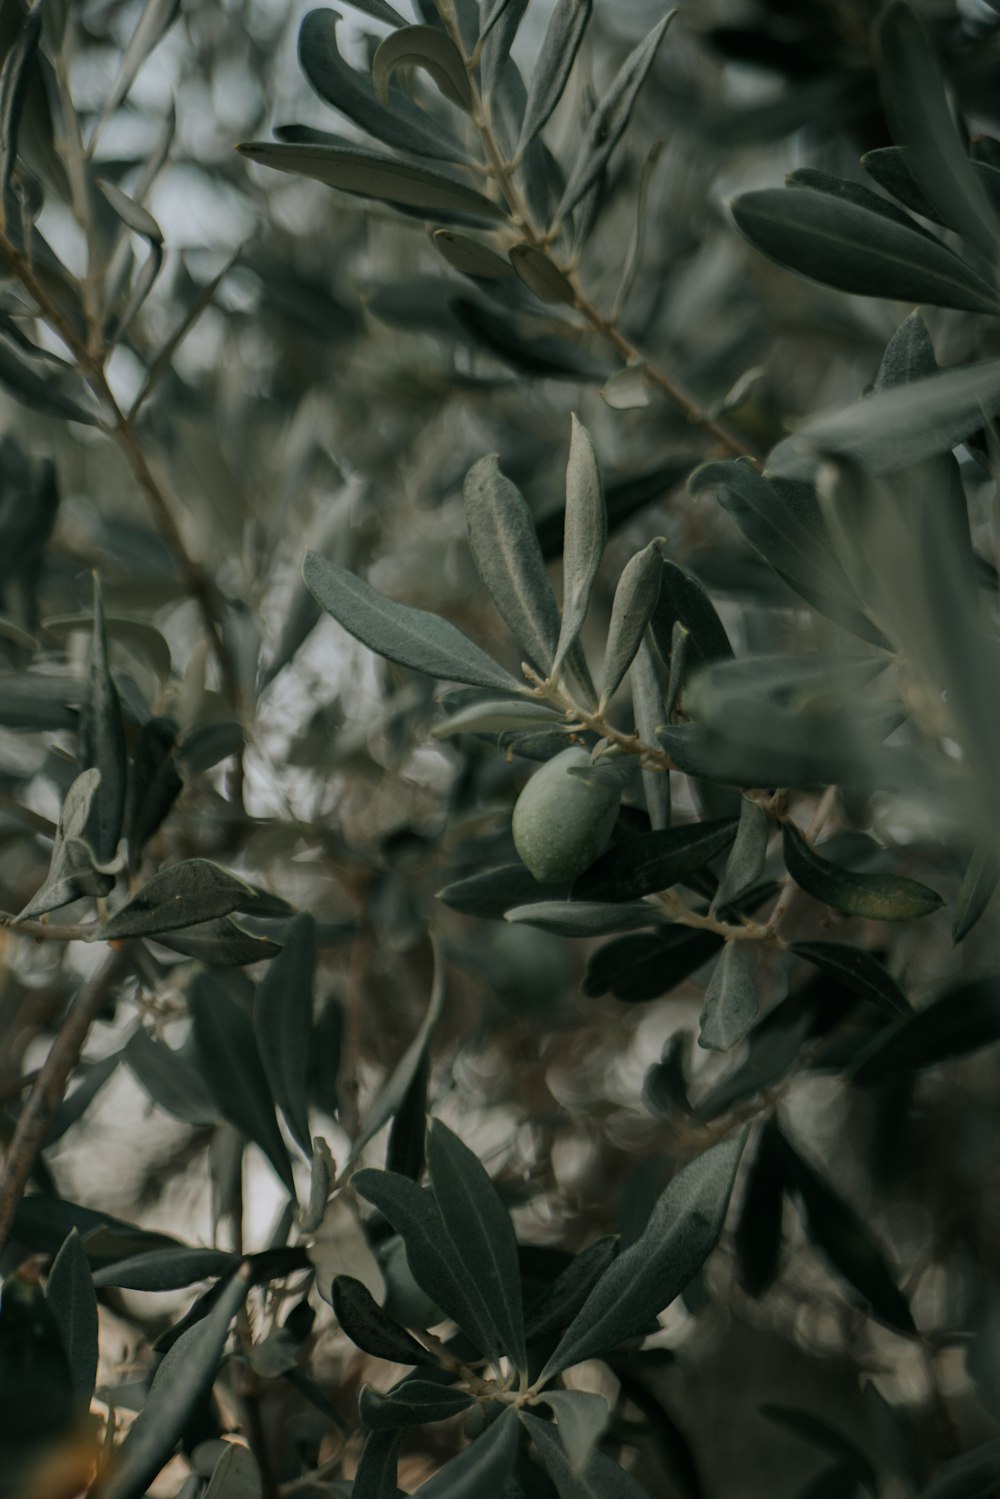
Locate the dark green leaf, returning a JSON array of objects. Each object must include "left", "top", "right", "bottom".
[
  {"left": 463, "top": 454, "right": 561, "bottom": 674},
  {"left": 253, "top": 911, "right": 316, "bottom": 1157},
  {"left": 711, "top": 798, "right": 769, "bottom": 912},
  {"left": 437, "top": 865, "right": 570, "bottom": 919},
  {"left": 124, "top": 715, "right": 182, "bottom": 870},
  {"left": 776, "top": 1130, "right": 914, "bottom": 1333},
  {"left": 450, "top": 297, "right": 611, "bottom": 381},
  {"left": 91, "top": 1248, "right": 238, "bottom": 1291},
  {"left": 790, "top": 942, "right": 909, "bottom": 1018},
  {"left": 583, "top": 927, "right": 724, "bottom": 1004},
  {"left": 372, "top": 24, "right": 471, "bottom": 112},
  {"left": 0, "top": 3, "right": 41, "bottom": 198},
  {"left": 45, "top": 1230, "right": 98, "bottom": 1416},
  {"left": 17, "top": 768, "right": 115, "bottom": 920},
  {"left": 861, "top": 147, "right": 944, "bottom": 224},
  {"left": 352, "top": 1429, "right": 403, "bottom": 1499},
  {"left": 877, "top": 2, "right": 1000, "bottom": 262},
  {"left": 848, "top": 975, "right": 1000, "bottom": 1083},
  {"left": 918, "top": 1439, "right": 1000, "bottom": 1499},
  {"left": 237, "top": 141, "right": 505, "bottom": 224},
  {"left": 761, "top": 1405, "right": 877, "bottom": 1494},
  {"left": 188, "top": 973, "right": 295, "bottom": 1194},
  {"left": 871, "top": 308, "right": 938, "bottom": 391},
  {"left": 557, "top": 12, "right": 676, "bottom": 218},
  {"left": 433, "top": 228, "right": 516, "bottom": 278},
  {"left": 733, "top": 1123, "right": 784, "bottom": 1299},
  {"left": 518, "top": 0, "right": 592, "bottom": 150},
  {"left": 573, "top": 820, "right": 737, "bottom": 902},
  {"left": 539, "top": 1131, "right": 746, "bottom": 1379},
  {"left": 303, "top": 551, "right": 521, "bottom": 692},
  {"left": 427, "top": 1119, "right": 526, "bottom": 1371},
  {"left": 698, "top": 942, "right": 759, "bottom": 1052},
  {"left": 97, "top": 1266, "right": 250, "bottom": 1499},
  {"left": 101, "top": 859, "right": 257, "bottom": 941},
  {"left": 539, "top": 1390, "right": 610, "bottom": 1478},
  {"left": 520, "top": 1411, "right": 652, "bottom": 1498},
  {"left": 730, "top": 187, "right": 1000, "bottom": 313},
  {"left": 783, "top": 822, "right": 942, "bottom": 922},
  {"left": 784, "top": 167, "right": 937, "bottom": 238},
  {"left": 359, "top": 1379, "right": 475, "bottom": 1431},
  {"left": 124, "top": 1027, "right": 221, "bottom": 1125},
  {"left": 651, "top": 558, "right": 734, "bottom": 668},
  {"left": 0, "top": 336, "right": 98, "bottom": 424},
  {"left": 505, "top": 900, "right": 660, "bottom": 937},
  {"left": 203, "top": 1443, "right": 262, "bottom": 1499},
  {"left": 353, "top": 948, "right": 444, "bottom": 1157},
  {"left": 332, "top": 1276, "right": 434, "bottom": 1366},
  {"left": 11, "top": 1195, "right": 179, "bottom": 1262},
  {"left": 413, "top": 1404, "right": 519, "bottom": 1497},
  {"left": 524, "top": 1237, "right": 618, "bottom": 1342},
  {"left": 953, "top": 841, "right": 999, "bottom": 944}
]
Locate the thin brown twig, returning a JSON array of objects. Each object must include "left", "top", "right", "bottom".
[
  {"left": 0, "top": 946, "right": 132, "bottom": 1257},
  {"left": 1, "top": 911, "right": 99, "bottom": 943}
]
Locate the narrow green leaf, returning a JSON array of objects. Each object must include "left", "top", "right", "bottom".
[
  {"left": 450, "top": 297, "right": 611, "bottom": 381},
  {"left": 861, "top": 146, "right": 944, "bottom": 224},
  {"left": 97, "top": 177, "right": 163, "bottom": 244},
  {"left": 539, "top": 1130, "right": 746, "bottom": 1379},
  {"left": 652, "top": 557, "right": 734, "bottom": 667},
  {"left": 413, "top": 1405, "right": 519, "bottom": 1498},
  {"left": 784, "top": 166, "right": 938, "bottom": 238},
  {"left": 733, "top": 1122, "right": 784, "bottom": 1299},
  {"left": 524, "top": 1237, "right": 618, "bottom": 1342},
  {"left": 437, "top": 863, "right": 569, "bottom": 919},
  {"left": 433, "top": 228, "right": 516, "bottom": 278},
  {"left": 188, "top": 974, "right": 295, "bottom": 1195},
  {"left": 711, "top": 798, "right": 769, "bottom": 913},
  {"left": 789, "top": 941, "right": 910, "bottom": 1018},
  {"left": 480, "top": 0, "right": 527, "bottom": 96},
  {"left": 433, "top": 697, "right": 565, "bottom": 738},
  {"left": 699, "top": 942, "right": 759, "bottom": 1052},
  {"left": 100, "top": 859, "right": 257, "bottom": 941},
  {"left": 253, "top": 911, "right": 316, "bottom": 1157},
  {"left": 338, "top": 0, "right": 406, "bottom": 25},
  {"left": 77, "top": 576, "right": 126, "bottom": 863},
  {"left": 332, "top": 1275, "right": 433, "bottom": 1366},
  {"left": 504, "top": 900, "right": 660, "bottom": 937},
  {"left": 91, "top": 1248, "right": 237, "bottom": 1292},
  {"left": 776, "top": 1130, "right": 914, "bottom": 1333},
  {"left": 730, "top": 187, "right": 1000, "bottom": 314},
  {"left": 542, "top": 1390, "right": 610, "bottom": 1478},
  {"left": 0, "top": 337, "right": 98, "bottom": 424},
  {"left": 12, "top": 1195, "right": 180, "bottom": 1262},
  {"left": 359, "top": 1379, "right": 475, "bottom": 1431},
  {"left": 878, "top": 2, "right": 1000, "bottom": 262},
  {"left": 352, "top": 943, "right": 444, "bottom": 1157},
  {"left": 518, "top": 0, "right": 592, "bottom": 149},
  {"left": 427, "top": 1118, "right": 527, "bottom": 1372},
  {"left": 848, "top": 975, "right": 1000, "bottom": 1084},
  {"left": 553, "top": 416, "right": 606, "bottom": 674},
  {"left": 630, "top": 637, "right": 670, "bottom": 831},
  {"left": 0, "top": 3, "right": 42, "bottom": 199},
  {"left": 46, "top": 1230, "right": 98, "bottom": 1416},
  {"left": 124, "top": 1027, "right": 219, "bottom": 1126},
  {"left": 521, "top": 1411, "right": 652, "bottom": 1498},
  {"left": 953, "top": 840, "right": 999, "bottom": 944},
  {"left": 97, "top": 1266, "right": 250, "bottom": 1499},
  {"left": 463, "top": 454, "right": 561, "bottom": 673},
  {"left": 372, "top": 24, "right": 471, "bottom": 111},
  {"left": 203, "top": 1443, "right": 262, "bottom": 1499},
  {"left": 352, "top": 1429, "right": 402, "bottom": 1499},
  {"left": 783, "top": 822, "right": 942, "bottom": 922},
  {"left": 148, "top": 917, "right": 281, "bottom": 966},
  {"left": 353, "top": 1166, "right": 506, "bottom": 1363},
  {"left": 237, "top": 141, "right": 505, "bottom": 223},
  {"left": 583, "top": 927, "right": 724, "bottom": 1004},
  {"left": 96, "top": 0, "right": 181, "bottom": 134},
  {"left": 600, "top": 541, "right": 662, "bottom": 707},
  {"left": 572, "top": 820, "right": 738, "bottom": 903},
  {"left": 557, "top": 12, "right": 676, "bottom": 218},
  {"left": 303, "top": 551, "right": 521, "bottom": 692},
  {"left": 509, "top": 243, "right": 576, "bottom": 305},
  {"left": 17, "top": 769, "right": 114, "bottom": 920}
]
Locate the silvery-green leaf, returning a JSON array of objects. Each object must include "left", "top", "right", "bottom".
[
  {"left": 518, "top": 0, "right": 592, "bottom": 149},
  {"left": 698, "top": 942, "right": 759, "bottom": 1052},
  {"left": 600, "top": 540, "right": 662, "bottom": 707},
  {"left": 97, "top": 177, "right": 163, "bottom": 243},
  {"left": 601, "top": 363, "right": 650, "bottom": 410},
  {"left": 307, "top": 1195, "right": 385, "bottom": 1305},
  {"left": 463, "top": 454, "right": 562, "bottom": 673},
  {"left": 553, "top": 416, "right": 606, "bottom": 675},
  {"left": 878, "top": 2, "right": 1000, "bottom": 263},
  {"left": 372, "top": 24, "right": 472, "bottom": 111},
  {"left": 101, "top": 860, "right": 258, "bottom": 940},
  {"left": 303, "top": 551, "right": 522, "bottom": 692},
  {"left": 433, "top": 229, "right": 515, "bottom": 278},
  {"left": 541, "top": 1391, "right": 610, "bottom": 1477},
  {"left": 509, "top": 243, "right": 576, "bottom": 305},
  {"left": 96, "top": 0, "right": 181, "bottom": 136},
  {"left": 238, "top": 141, "right": 506, "bottom": 224},
  {"left": 504, "top": 900, "right": 660, "bottom": 937},
  {"left": 432, "top": 698, "right": 565, "bottom": 738},
  {"left": 630, "top": 637, "right": 670, "bottom": 831},
  {"left": 521, "top": 1411, "right": 652, "bottom": 1497},
  {"left": 556, "top": 11, "right": 676, "bottom": 218},
  {"left": 711, "top": 797, "right": 770, "bottom": 912},
  {"left": 17, "top": 768, "right": 114, "bottom": 920},
  {"left": 254, "top": 911, "right": 317, "bottom": 1156},
  {"left": 539, "top": 1130, "right": 745, "bottom": 1379}
]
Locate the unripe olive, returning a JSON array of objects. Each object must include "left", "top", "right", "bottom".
[
  {"left": 512, "top": 747, "right": 621, "bottom": 883},
  {"left": 379, "top": 1235, "right": 444, "bottom": 1330}
]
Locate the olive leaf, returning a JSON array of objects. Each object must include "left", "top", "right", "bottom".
[
  {"left": 953, "top": 840, "right": 999, "bottom": 944},
  {"left": 518, "top": 0, "right": 593, "bottom": 150},
  {"left": 100, "top": 859, "right": 258, "bottom": 940},
  {"left": 553, "top": 416, "right": 606, "bottom": 675},
  {"left": 782, "top": 821, "right": 943, "bottom": 922},
  {"left": 600, "top": 540, "right": 663, "bottom": 707},
  {"left": 573, "top": 819, "right": 738, "bottom": 902},
  {"left": 699, "top": 942, "right": 759, "bottom": 1052},
  {"left": 332, "top": 1276, "right": 434, "bottom": 1366},
  {"left": 790, "top": 941, "right": 910, "bottom": 1018},
  {"left": 372, "top": 24, "right": 472, "bottom": 112}
]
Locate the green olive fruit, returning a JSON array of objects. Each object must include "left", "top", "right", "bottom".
[
  {"left": 488, "top": 926, "right": 572, "bottom": 1021},
  {"left": 512, "top": 746, "right": 621, "bottom": 883},
  {"left": 379, "top": 1235, "right": 445, "bottom": 1330}
]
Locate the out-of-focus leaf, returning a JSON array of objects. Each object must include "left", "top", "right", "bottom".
[
  {"left": 100, "top": 860, "right": 256, "bottom": 941},
  {"left": 91, "top": 1248, "right": 237, "bottom": 1291},
  {"left": 332, "top": 1276, "right": 433, "bottom": 1366},
  {"left": 413, "top": 1405, "right": 519, "bottom": 1497},
  {"left": 303, "top": 551, "right": 521, "bottom": 692},
  {"left": 541, "top": 1390, "right": 610, "bottom": 1478},
  {"left": 699, "top": 942, "right": 759, "bottom": 1051},
  {"left": 917, "top": 1439, "right": 1000, "bottom": 1499},
  {"left": 509, "top": 243, "right": 576, "bottom": 305},
  {"left": 0, "top": 336, "right": 98, "bottom": 424},
  {"left": 427, "top": 1118, "right": 527, "bottom": 1371},
  {"left": 524, "top": 1237, "right": 618, "bottom": 1342},
  {"left": 775, "top": 1130, "right": 914, "bottom": 1333},
  {"left": 790, "top": 942, "right": 909, "bottom": 1018},
  {"left": 451, "top": 297, "right": 611, "bottom": 380},
  {"left": 78, "top": 577, "right": 126, "bottom": 864},
  {"left": 730, "top": 188, "right": 1000, "bottom": 313},
  {"left": 518, "top": 0, "right": 592, "bottom": 149},
  {"left": 437, "top": 863, "right": 569, "bottom": 919},
  {"left": 573, "top": 820, "right": 737, "bottom": 902},
  {"left": 433, "top": 228, "right": 515, "bottom": 278},
  {"left": 188, "top": 974, "right": 295, "bottom": 1195},
  {"left": 848, "top": 975, "right": 1000, "bottom": 1083},
  {"left": 203, "top": 1443, "right": 261, "bottom": 1499},
  {"left": 45, "top": 1230, "right": 98, "bottom": 1416},
  {"left": 124, "top": 1027, "right": 220, "bottom": 1125},
  {"left": 557, "top": 12, "right": 676, "bottom": 217},
  {"left": 521, "top": 1411, "right": 652, "bottom": 1497},
  {"left": 237, "top": 141, "right": 505, "bottom": 223},
  {"left": 176, "top": 720, "right": 245, "bottom": 776},
  {"left": 372, "top": 24, "right": 471, "bottom": 111},
  {"left": 359, "top": 1379, "right": 475, "bottom": 1430},
  {"left": 337, "top": 0, "right": 406, "bottom": 25},
  {"left": 0, "top": 3, "right": 41, "bottom": 198},
  {"left": 952, "top": 841, "right": 999, "bottom": 944},
  {"left": 733, "top": 1122, "right": 785, "bottom": 1298},
  {"left": 782, "top": 822, "right": 942, "bottom": 922},
  {"left": 352, "top": 1428, "right": 402, "bottom": 1499},
  {"left": 96, "top": 0, "right": 181, "bottom": 134},
  {"left": 253, "top": 911, "right": 316, "bottom": 1157},
  {"left": 878, "top": 2, "right": 1000, "bottom": 262},
  {"left": 583, "top": 927, "right": 724, "bottom": 1003},
  {"left": 761, "top": 1406, "right": 877, "bottom": 1493},
  {"left": 11, "top": 1195, "right": 179, "bottom": 1262},
  {"left": 352, "top": 945, "right": 444, "bottom": 1157},
  {"left": 463, "top": 454, "right": 561, "bottom": 674},
  {"left": 97, "top": 1266, "right": 250, "bottom": 1499},
  {"left": 539, "top": 1131, "right": 746, "bottom": 1379}
]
